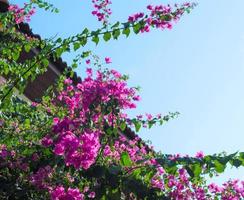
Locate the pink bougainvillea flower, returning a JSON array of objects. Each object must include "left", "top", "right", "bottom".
[
  {"left": 105, "top": 57, "right": 112, "bottom": 64},
  {"left": 88, "top": 191, "right": 96, "bottom": 198},
  {"left": 195, "top": 151, "right": 204, "bottom": 159},
  {"left": 145, "top": 113, "right": 153, "bottom": 120},
  {"left": 50, "top": 186, "right": 84, "bottom": 200},
  {"left": 8, "top": 4, "right": 36, "bottom": 24},
  {"left": 85, "top": 59, "right": 91, "bottom": 65}
]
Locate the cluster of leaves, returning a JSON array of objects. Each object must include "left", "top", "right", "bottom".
[{"left": 157, "top": 152, "right": 244, "bottom": 180}]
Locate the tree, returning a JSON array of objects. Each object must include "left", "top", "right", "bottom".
[{"left": 1, "top": 1, "right": 244, "bottom": 199}]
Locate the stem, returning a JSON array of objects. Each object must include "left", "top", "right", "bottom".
[{"left": 124, "top": 165, "right": 148, "bottom": 176}]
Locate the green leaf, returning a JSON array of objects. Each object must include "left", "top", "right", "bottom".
[
  {"left": 122, "top": 27, "right": 130, "bottom": 37},
  {"left": 81, "top": 51, "right": 91, "bottom": 58},
  {"left": 186, "top": 8, "right": 191, "bottom": 14},
  {"left": 105, "top": 127, "right": 113, "bottom": 135},
  {"left": 103, "top": 32, "right": 111, "bottom": 42},
  {"left": 239, "top": 152, "right": 244, "bottom": 165},
  {"left": 133, "top": 23, "right": 142, "bottom": 34},
  {"left": 24, "top": 44, "right": 31, "bottom": 52},
  {"left": 214, "top": 160, "right": 226, "bottom": 173},
  {"left": 239, "top": 152, "right": 244, "bottom": 159},
  {"left": 55, "top": 48, "right": 63, "bottom": 58},
  {"left": 111, "top": 21, "right": 120, "bottom": 29},
  {"left": 134, "top": 121, "right": 141, "bottom": 132},
  {"left": 148, "top": 121, "right": 154, "bottom": 129},
  {"left": 192, "top": 163, "right": 202, "bottom": 177},
  {"left": 92, "top": 35, "right": 99, "bottom": 45},
  {"left": 120, "top": 121, "right": 126, "bottom": 131},
  {"left": 24, "top": 119, "right": 31, "bottom": 129},
  {"left": 144, "top": 170, "right": 156, "bottom": 182},
  {"left": 56, "top": 38, "right": 62, "bottom": 43},
  {"left": 42, "top": 59, "right": 49, "bottom": 68},
  {"left": 82, "top": 28, "right": 89, "bottom": 35},
  {"left": 185, "top": 166, "right": 194, "bottom": 178},
  {"left": 72, "top": 63, "right": 78, "bottom": 69},
  {"left": 12, "top": 51, "right": 20, "bottom": 61},
  {"left": 80, "top": 37, "right": 87, "bottom": 46},
  {"left": 230, "top": 159, "right": 242, "bottom": 168},
  {"left": 132, "top": 169, "right": 141, "bottom": 179},
  {"left": 239, "top": 152, "right": 244, "bottom": 166},
  {"left": 73, "top": 42, "right": 80, "bottom": 51},
  {"left": 121, "top": 152, "right": 132, "bottom": 167},
  {"left": 112, "top": 29, "right": 120, "bottom": 40}
]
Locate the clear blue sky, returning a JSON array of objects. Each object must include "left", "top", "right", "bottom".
[{"left": 11, "top": 0, "right": 244, "bottom": 182}]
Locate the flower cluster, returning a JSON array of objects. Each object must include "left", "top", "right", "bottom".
[
  {"left": 40, "top": 67, "right": 141, "bottom": 171},
  {"left": 57, "top": 67, "right": 139, "bottom": 124},
  {"left": 103, "top": 135, "right": 147, "bottom": 162},
  {"left": 165, "top": 169, "right": 244, "bottom": 199},
  {"left": 91, "top": 0, "right": 112, "bottom": 24},
  {"left": 208, "top": 180, "right": 244, "bottom": 199},
  {"left": 125, "top": 112, "right": 178, "bottom": 130},
  {"left": 50, "top": 186, "right": 84, "bottom": 200},
  {"left": 128, "top": 2, "right": 196, "bottom": 33},
  {"left": 8, "top": 4, "right": 35, "bottom": 24},
  {"left": 0, "top": 145, "right": 29, "bottom": 172},
  {"left": 52, "top": 123, "right": 101, "bottom": 170},
  {"left": 102, "top": 135, "right": 168, "bottom": 190},
  {"left": 0, "top": 144, "right": 8, "bottom": 159},
  {"left": 30, "top": 165, "right": 53, "bottom": 189}
]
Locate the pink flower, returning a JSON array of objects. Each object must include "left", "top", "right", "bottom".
[
  {"left": 85, "top": 59, "right": 91, "bottom": 65},
  {"left": 30, "top": 165, "right": 52, "bottom": 189},
  {"left": 83, "top": 186, "right": 89, "bottom": 193},
  {"left": 126, "top": 3, "right": 196, "bottom": 35},
  {"left": 88, "top": 191, "right": 96, "bottom": 198},
  {"left": 51, "top": 186, "right": 65, "bottom": 199},
  {"left": 157, "top": 166, "right": 165, "bottom": 175},
  {"left": 0, "top": 145, "right": 8, "bottom": 159},
  {"left": 111, "top": 69, "right": 121, "bottom": 78},
  {"left": 86, "top": 68, "right": 93, "bottom": 77},
  {"left": 133, "top": 95, "right": 141, "bottom": 101},
  {"left": 91, "top": 0, "right": 112, "bottom": 24},
  {"left": 41, "top": 136, "right": 53, "bottom": 147},
  {"left": 31, "top": 102, "right": 38, "bottom": 107},
  {"left": 8, "top": 4, "right": 36, "bottom": 24},
  {"left": 67, "top": 188, "right": 84, "bottom": 200},
  {"left": 146, "top": 113, "right": 153, "bottom": 120},
  {"left": 50, "top": 186, "right": 84, "bottom": 200},
  {"left": 195, "top": 151, "right": 204, "bottom": 159},
  {"left": 103, "top": 145, "right": 112, "bottom": 157},
  {"left": 32, "top": 153, "right": 39, "bottom": 161},
  {"left": 64, "top": 78, "right": 72, "bottom": 85},
  {"left": 53, "top": 117, "right": 59, "bottom": 125},
  {"left": 151, "top": 176, "right": 164, "bottom": 190},
  {"left": 54, "top": 144, "right": 65, "bottom": 155},
  {"left": 105, "top": 57, "right": 112, "bottom": 64}
]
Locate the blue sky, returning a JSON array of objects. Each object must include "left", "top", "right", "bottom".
[{"left": 11, "top": 0, "right": 244, "bottom": 182}]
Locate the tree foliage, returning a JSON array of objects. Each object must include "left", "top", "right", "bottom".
[{"left": 1, "top": 1, "right": 244, "bottom": 199}]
